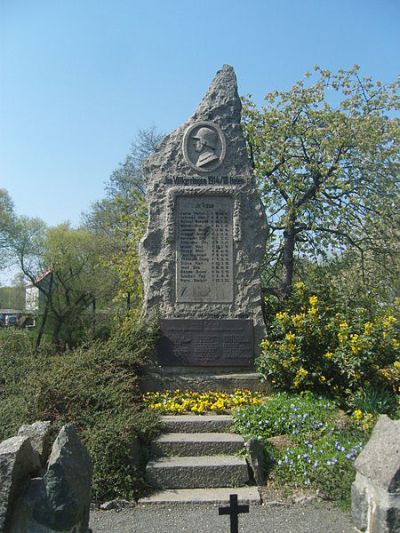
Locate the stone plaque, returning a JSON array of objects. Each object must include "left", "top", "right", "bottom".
[
  {"left": 176, "top": 195, "right": 233, "bottom": 303},
  {"left": 157, "top": 319, "right": 254, "bottom": 366}
]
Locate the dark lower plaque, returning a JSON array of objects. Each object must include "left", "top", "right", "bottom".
[{"left": 157, "top": 319, "right": 254, "bottom": 367}]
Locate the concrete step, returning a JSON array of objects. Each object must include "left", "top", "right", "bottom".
[
  {"left": 138, "top": 486, "right": 261, "bottom": 505},
  {"left": 151, "top": 432, "right": 245, "bottom": 457},
  {"left": 161, "top": 415, "right": 234, "bottom": 433},
  {"left": 146, "top": 455, "right": 249, "bottom": 489},
  {"left": 140, "top": 368, "right": 269, "bottom": 393}
]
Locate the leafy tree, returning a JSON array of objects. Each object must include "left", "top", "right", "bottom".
[
  {"left": 0, "top": 188, "right": 17, "bottom": 270},
  {"left": 14, "top": 220, "right": 107, "bottom": 350},
  {"left": 84, "top": 127, "right": 163, "bottom": 315},
  {"left": 243, "top": 66, "right": 400, "bottom": 301}
]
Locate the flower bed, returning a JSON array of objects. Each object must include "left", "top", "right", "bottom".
[
  {"left": 233, "top": 391, "right": 369, "bottom": 506},
  {"left": 143, "top": 388, "right": 264, "bottom": 414}
]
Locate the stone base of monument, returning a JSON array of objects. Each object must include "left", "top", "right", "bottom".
[{"left": 140, "top": 366, "right": 270, "bottom": 394}]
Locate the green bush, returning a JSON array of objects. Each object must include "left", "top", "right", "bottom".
[
  {"left": 258, "top": 282, "right": 400, "bottom": 412},
  {"left": 83, "top": 410, "right": 158, "bottom": 501},
  {"left": 0, "top": 320, "right": 160, "bottom": 502}
]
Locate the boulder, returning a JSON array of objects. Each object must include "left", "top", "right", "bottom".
[
  {"left": 352, "top": 415, "right": 400, "bottom": 532},
  {"left": 18, "top": 421, "right": 53, "bottom": 467},
  {"left": 245, "top": 437, "right": 266, "bottom": 486},
  {"left": 0, "top": 436, "right": 40, "bottom": 531},
  {"left": 10, "top": 424, "right": 92, "bottom": 533}
]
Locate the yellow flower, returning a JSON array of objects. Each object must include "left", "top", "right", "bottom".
[
  {"left": 364, "top": 322, "right": 373, "bottom": 336},
  {"left": 383, "top": 315, "right": 397, "bottom": 330},
  {"left": 276, "top": 311, "right": 289, "bottom": 322},
  {"left": 293, "top": 367, "right": 309, "bottom": 388},
  {"left": 294, "top": 281, "right": 305, "bottom": 292},
  {"left": 285, "top": 332, "right": 296, "bottom": 343},
  {"left": 292, "top": 313, "right": 305, "bottom": 328},
  {"left": 353, "top": 409, "right": 363, "bottom": 420},
  {"left": 350, "top": 333, "right": 362, "bottom": 354},
  {"left": 319, "top": 375, "right": 326, "bottom": 383},
  {"left": 260, "top": 338, "right": 270, "bottom": 350},
  {"left": 324, "top": 352, "right": 333, "bottom": 360},
  {"left": 309, "top": 295, "right": 318, "bottom": 307}
]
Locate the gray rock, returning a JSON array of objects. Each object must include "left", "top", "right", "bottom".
[
  {"left": 99, "top": 500, "right": 132, "bottom": 511},
  {"left": 139, "top": 65, "right": 267, "bottom": 363},
  {"left": 10, "top": 424, "right": 92, "bottom": 533},
  {"left": 351, "top": 476, "right": 369, "bottom": 531},
  {"left": 18, "top": 421, "right": 53, "bottom": 467},
  {"left": 246, "top": 437, "right": 266, "bottom": 486},
  {"left": 0, "top": 436, "right": 41, "bottom": 531},
  {"left": 354, "top": 415, "right": 400, "bottom": 492},
  {"left": 352, "top": 415, "right": 400, "bottom": 532}
]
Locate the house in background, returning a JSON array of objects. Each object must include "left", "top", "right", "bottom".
[{"left": 25, "top": 270, "right": 52, "bottom": 312}]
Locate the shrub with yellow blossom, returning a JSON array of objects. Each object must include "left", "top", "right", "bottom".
[
  {"left": 143, "top": 389, "right": 264, "bottom": 415},
  {"left": 258, "top": 283, "right": 400, "bottom": 411}
]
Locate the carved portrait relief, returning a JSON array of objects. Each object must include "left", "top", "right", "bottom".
[{"left": 182, "top": 121, "right": 226, "bottom": 173}]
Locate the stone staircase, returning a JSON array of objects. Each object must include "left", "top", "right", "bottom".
[{"left": 140, "top": 415, "right": 261, "bottom": 504}]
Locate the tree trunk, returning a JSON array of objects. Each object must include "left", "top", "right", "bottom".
[
  {"left": 281, "top": 216, "right": 296, "bottom": 300},
  {"left": 35, "top": 272, "right": 54, "bottom": 352},
  {"left": 52, "top": 319, "right": 64, "bottom": 352},
  {"left": 91, "top": 298, "right": 96, "bottom": 338}
]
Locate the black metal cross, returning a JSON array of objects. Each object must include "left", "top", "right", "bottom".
[{"left": 218, "top": 494, "right": 249, "bottom": 533}]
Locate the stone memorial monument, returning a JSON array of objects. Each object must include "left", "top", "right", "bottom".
[{"left": 140, "top": 65, "right": 266, "bottom": 368}]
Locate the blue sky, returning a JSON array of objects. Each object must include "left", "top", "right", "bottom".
[{"left": 1, "top": 0, "right": 399, "bottom": 232}]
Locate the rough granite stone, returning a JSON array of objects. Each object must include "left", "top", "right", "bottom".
[
  {"left": 352, "top": 415, "right": 400, "bottom": 533},
  {"left": 146, "top": 455, "right": 249, "bottom": 489},
  {"left": 0, "top": 436, "right": 41, "bottom": 531},
  {"left": 139, "top": 65, "right": 267, "bottom": 359},
  {"left": 161, "top": 414, "right": 234, "bottom": 434},
  {"left": 354, "top": 415, "right": 400, "bottom": 492},
  {"left": 151, "top": 432, "right": 245, "bottom": 457},
  {"left": 10, "top": 424, "right": 92, "bottom": 533},
  {"left": 245, "top": 437, "right": 266, "bottom": 486},
  {"left": 18, "top": 421, "right": 53, "bottom": 467}
]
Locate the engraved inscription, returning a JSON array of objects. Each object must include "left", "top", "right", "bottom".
[
  {"left": 176, "top": 196, "right": 233, "bottom": 303},
  {"left": 157, "top": 319, "right": 254, "bottom": 367},
  {"left": 164, "top": 176, "right": 246, "bottom": 186}
]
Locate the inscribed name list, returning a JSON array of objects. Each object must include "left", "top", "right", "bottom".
[{"left": 176, "top": 196, "right": 233, "bottom": 303}]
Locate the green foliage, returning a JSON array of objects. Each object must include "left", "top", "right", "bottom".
[
  {"left": 233, "top": 392, "right": 337, "bottom": 439},
  {"left": 0, "top": 330, "right": 43, "bottom": 439},
  {"left": 233, "top": 392, "right": 368, "bottom": 506},
  {"left": 351, "top": 386, "right": 398, "bottom": 416},
  {"left": 84, "top": 127, "right": 163, "bottom": 318},
  {"left": 243, "top": 66, "right": 400, "bottom": 297},
  {"left": 0, "top": 284, "right": 25, "bottom": 310},
  {"left": 258, "top": 283, "right": 400, "bottom": 410},
  {"left": 0, "top": 188, "right": 17, "bottom": 268},
  {"left": 83, "top": 410, "right": 158, "bottom": 501},
  {"left": 0, "top": 320, "right": 160, "bottom": 502}
]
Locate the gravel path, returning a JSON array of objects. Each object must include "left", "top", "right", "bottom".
[{"left": 90, "top": 501, "right": 356, "bottom": 533}]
